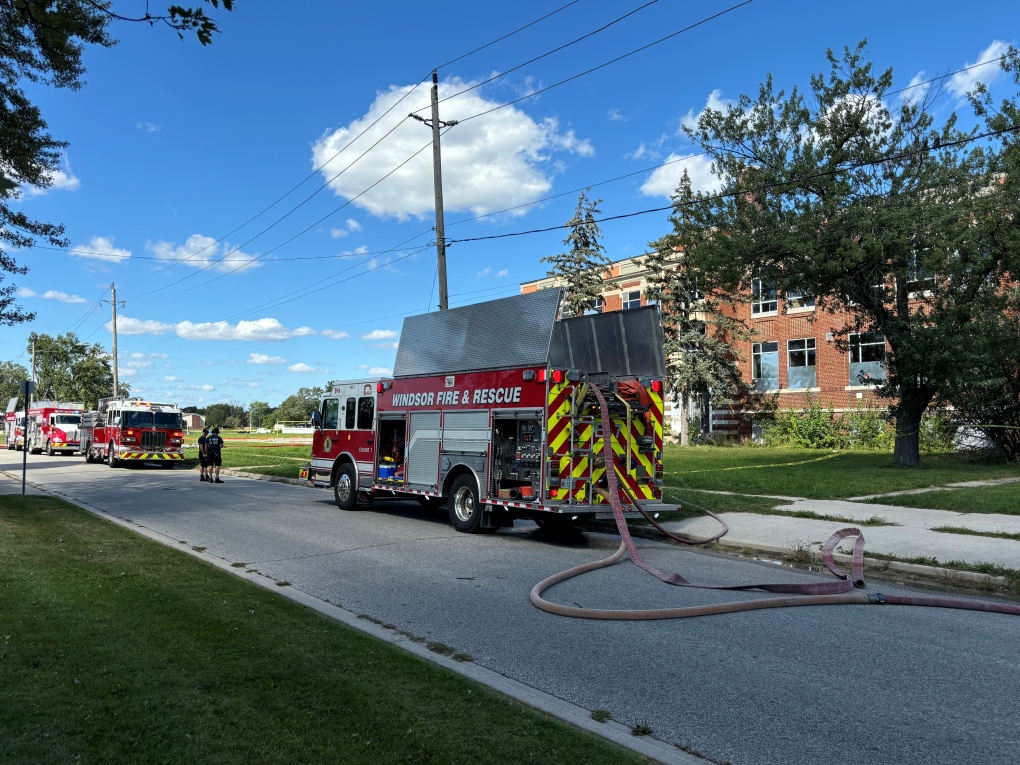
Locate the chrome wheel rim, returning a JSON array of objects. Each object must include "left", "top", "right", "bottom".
[
  {"left": 453, "top": 486, "right": 475, "bottom": 522},
  {"left": 336, "top": 473, "right": 352, "bottom": 503}
]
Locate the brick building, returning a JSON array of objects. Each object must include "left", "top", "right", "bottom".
[{"left": 521, "top": 254, "right": 887, "bottom": 439}]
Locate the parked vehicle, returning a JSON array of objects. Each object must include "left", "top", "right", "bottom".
[
  {"left": 303, "top": 289, "right": 670, "bottom": 532},
  {"left": 81, "top": 398, "right": 185, "bottom": 467},
  {"left": 25, "top": 401, "right": 84, "bottom": 455}
]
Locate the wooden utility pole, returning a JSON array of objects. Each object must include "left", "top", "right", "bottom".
[
  {"left": 111, "top": 282, "right": 119, "bottom": 397},
  {"left": 410, "top": 71, "right": 457, "bottom": 310},
  {"left": 29, "top": 340, "right": 35, "bottom": 407}
]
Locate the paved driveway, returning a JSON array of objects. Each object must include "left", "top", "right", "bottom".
[{"left": 3, "top": 450, "right": 1019, "bottom": 765}]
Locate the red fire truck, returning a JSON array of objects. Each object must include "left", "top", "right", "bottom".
[
  {"left": 304, "top": 289, "right": 672, "bottom": 532},
  {"left": 24, "top": 401, "right": 85, "bottom": 455},
  {"left": 5, "top": 404, "right": 25, "bottom": 451},
  {"left": 81, "top": 397, "right": 186, "bottom": 467}
]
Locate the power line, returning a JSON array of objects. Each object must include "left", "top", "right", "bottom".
[
  {"left": 458, "top": 0, "right": 756, "bottom": 125},
  {"left": 413, "top": 0, "right": 662, "bottom": 115},
  {"left": 26, "top": 242, "right": 432, "bottom": 263},
  {"left": 446, "top": 124, "right": 1020, "bottom": 245}
]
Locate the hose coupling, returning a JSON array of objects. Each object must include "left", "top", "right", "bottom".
[{"left": 868, "top": 593, "right": 887, "bottom": 605}]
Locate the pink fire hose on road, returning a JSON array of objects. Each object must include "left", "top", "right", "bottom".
[{"left": 530, "top": 383, "right": 1020, "bottom": 620}]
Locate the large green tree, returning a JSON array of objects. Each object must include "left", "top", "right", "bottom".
[
  {"left": 541, "top": 190, "right": 611, "bottom": 317},
  {"left": 0, "top": 359, "right": 30, "bottom": 410},
  {"left": 247, "top": 400, "right": 269, "bottom": 430},
  {"left": 275, "top": 387, "right": 324, "bottom": 424},
  {"left": 676, "top": 41, "right": 1020, "bottom": 465},
  {"left": 0, "top": 0, "right": 232, "bottom": 324},
  {"left": 28, "top": 331, "right": 124, "bottom": 408},
  {"left": 646, "top": 170, "right": 751, "bottom": 445}
]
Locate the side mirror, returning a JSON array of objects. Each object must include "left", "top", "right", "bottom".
[{"left": 311, "top": 411, "right": 322, "bottom": 429}]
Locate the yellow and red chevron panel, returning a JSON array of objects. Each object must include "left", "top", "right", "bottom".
[{"left": 119, "top": 452, "right": 184, "bottom": 460}]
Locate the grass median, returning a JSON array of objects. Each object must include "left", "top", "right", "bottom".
[
  {"left": 183, "top": 444, "right": 310, "bottom": 479},
  {"left": 864, "top": 482, "right": 1020, "bottom": 514},
  {"left": 663, "top": 446, "right": 1020, "bottom": 499},
  {"left": 0, "top": 495, "right": 649, "bottom": 765}
]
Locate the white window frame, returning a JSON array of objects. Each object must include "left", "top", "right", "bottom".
[
  {"left": 622, "top": 290, "right": 642, "bottom": 310},
  {"left": 751, "top": 278, "right": 778, "bottom": 316},
  {"left": 752, "top": 341, "right": 780, "bottom": 391}
]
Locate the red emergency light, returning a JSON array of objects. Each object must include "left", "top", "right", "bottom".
[
  {"left": 536, "top": 368, "right": 547, "bottom": 383},
  {"left": 651, "top": 379, "right": 663, "bottom": 393},
  {"left": 376, "top": 382, "right": 383, "bottom": 393},
  {"left": 551, "top": 369, "right": 565, "bottom": 384}
]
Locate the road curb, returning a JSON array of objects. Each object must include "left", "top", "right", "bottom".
[
  {"left": 12, "top": 476, "right": 709, "bottom": 765},
  {"left": 218, "top": 468, "right": 309, "bottom": 487}
]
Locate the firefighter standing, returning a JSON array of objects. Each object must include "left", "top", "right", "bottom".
[
  {"left": 198, "top": 427, "right": 210, "bottom": 482},
  {"left": 206, "top": 427, "right": 224, "bottom": 484}
]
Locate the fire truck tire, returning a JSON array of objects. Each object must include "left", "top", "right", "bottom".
[
  {"left": 333, "top": 463, "right": 358, "bottom": 511},
  {"left": 45, "top": 440, "right": 54, "bottom": 457},
  {"left": 448, "top": 474, "right": 482, "bottom": 533},
  {"left": 533, "top": 514, "right": 580, "bottom": 533},
  {"left": 107, "top": 444, "right": 119, "bottom": 468}
]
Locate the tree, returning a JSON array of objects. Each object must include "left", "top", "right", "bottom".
[
  {"left": 248, "top": 400, "right": 269, "bottom": 430},
  {"left": 678, "top": 41, "right": 1020, "bottom": 465},
  {"left": 541, "top": 190, "right": 611, "bottom": 317},
  {"left": 646, "top": 170, "right": 751, "bottom": 445},
  {"left": 28, "top": 332, "right": 123, "bottom": 408},
  {"left": 275, "top": 387, "right": 325, "bottom": 423},
  {"left": 0, "top": 359, "right": 30, "bottom": 410},
  {"left": 203, "top": 402, "right": 243, "bottom": 429},
  {"left": 0, "top": 1, "right": 232, "bottom": 324}
]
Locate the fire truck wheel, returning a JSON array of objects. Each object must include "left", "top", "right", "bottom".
[
  {"left": 107, "top": 444, "right": 119, "bottom": 468},
  {"left": 448, "top": 474, "right": 482, "bottom": 533},
  {"left": 45, "top": 440, "right": 54, "bottom": 457},
  {"left": 333, "top": 463, "right": 358, "bottom": 511},
  {"left": 533, "top": 514, "right": 580, "bottom": 533}
]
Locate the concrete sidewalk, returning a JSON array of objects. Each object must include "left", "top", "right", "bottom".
[{"left": 663, "top": 487, "right": 1020, "bottom": 578}]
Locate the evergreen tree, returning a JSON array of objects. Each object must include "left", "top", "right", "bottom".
[
  {"left": 541, "top": 190, "right": 611, "bottom": 317},
  {"left": 678, "top": 41, "right": 1020, "bottom": 465},
  {"left": 646, "top": 170, "right": 750, "bottom": 445}
]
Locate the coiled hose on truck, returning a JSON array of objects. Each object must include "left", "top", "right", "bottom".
[{"left": 530, "top": 383, "right": 1020, "bottom": 620}]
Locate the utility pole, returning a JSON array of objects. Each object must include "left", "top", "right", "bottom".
[
  {"left": 110, "top": 282, "right": 119, "bottom": 397},
  {"left": 29, "top": 340, "right": 35, "bottom": 407},
  {"left": 410, "top": 71, "right": 457, "bottom": 310}
]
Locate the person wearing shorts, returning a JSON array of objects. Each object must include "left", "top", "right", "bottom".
[
  {"left": 206, "top": 427, "right": 224, "bottom": 483},
  {"left": 198, "top": 427, "right": 210, "bottom": 482}
]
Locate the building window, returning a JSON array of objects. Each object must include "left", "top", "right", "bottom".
[
  {"left": 752, "top": 341, "right": 779, "bottom": 391},
  {"left": 906, "top": 253, "right": 935, "bottom": 295},
  {"left": 752, "top": 278, "right": 778, "bottom": 315},
  {"left": 623, "top": 290, "right": 641, "bottom": 310},
  {"left": 586, "top": 296, "right": 603, "bottom": 315},
  {"left": 787, "top": 338, "right": 816, "bottom": 389},
  {"left": 785, "top": 289, "right": 816, "bottom": 311},
  {"left": 849, "top": 333, "right": 886, "bottom": 384}
]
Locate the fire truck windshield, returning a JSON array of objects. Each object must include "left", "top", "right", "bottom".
[
  {"left": 119, "top": 411, "right": 183, "bottom": 429},
  {"left": 53, "top": 415, "right": 80, "bottom": 425}
]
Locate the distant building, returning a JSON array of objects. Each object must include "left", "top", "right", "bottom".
[{"left": 182, "top": 413, "right": 205, "bottom": 431}]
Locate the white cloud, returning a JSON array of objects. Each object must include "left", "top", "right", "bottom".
[
  {"left": 126, "top": 360, "right": 151, "bottom": 369},
  {"left": 311, "top": 78, "right": 593, "bottom": 220},
  {"left": 901, "top": 71, "right": 930, "bottom": 104},
  {"left": 17, "top": 287, "right": 36, "bottom": 297},
  {"left": 41, "top": 290, "right": 87, "bottom": 304},
  {"left": 681, "top": 89, "right": 735, "bottom": 133},
  {"left": 130, "top": 352, "right": 167, "bottom": 359},
  {"left": 359, "top": 365, "right": 393, "bottom": 376},
  {"left": 114, "top": 317, "right": 174, "bottom": 335},
  {"left": 322, "top": 329, "right": 350, "bottom": 340},
  {"left": 497, "top": 268, "right": 509, "bottom": 277},
  {"left": 136, "top": 121, "right": 161, "bottom": 133},
  {"left": 374, "top": 342, "right": 400, "bottom": 350},
  {"left": 329, "top": 227, "right": 349, "bottom": 238},
  {"left": 338, "top": 245, "right": 369, "bottom": 259},
  {"left": 288, "top": 362, "right": 321, "bottom": 373},
  {"left": 329, "top": 218, "right": 364, "bottom": 238},
  {"left": 146, "top": 234, "right": 261, "bottom": 274},
  {"left": 608, "top": 108, "right": 627, "bottom": 122},
  {"left": 641, "top": 153, "right": 722, "bottom": 198},
  {"left": 71, "top": 235, "right": 131, "bottom": 263},
  {"left": 361, "top": 329, "right": 396, "bottom": 341},
  {"left": 164, "top": 376, "right": 180, "bottom": 382},
  {"left": 175, "top": 318, "right": 315, "bottom": 342},
  {"left": 22, "top": 156, "right": 81, "bottom": 197},
  {"left": 948, "top": 40, "right": 1009, "bottom": 97},
  {"left": 345, "top": 218, "right": 362, "bottom": 232},
  {"left": 247, "top": 353, "right": 287, "bottom": 365},
  {"left": 119, "top": 368, "right": 137, "bottom": 378}
]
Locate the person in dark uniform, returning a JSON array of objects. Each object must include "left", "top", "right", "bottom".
[
  {"left": 198, "top": 427, "right": 210, "bottom": 482},
  {"left": 206, "top": 427, "right": 224, "bottom": 483}
]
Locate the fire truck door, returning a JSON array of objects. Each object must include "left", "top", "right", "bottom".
[
  {"left": 406, "top": 411, "right": 440, "bottom": 489},
  {"left": 314, "top": 397, "right": 340, "bottom": 459}
]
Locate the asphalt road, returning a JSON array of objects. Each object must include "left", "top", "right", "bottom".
[{"left": 3, "top": 450, "right": 1019, "bottom": 765}]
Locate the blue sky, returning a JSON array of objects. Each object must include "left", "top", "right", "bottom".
[{"left": 5, "top": 0, "right": 1017, "bottom": 407}]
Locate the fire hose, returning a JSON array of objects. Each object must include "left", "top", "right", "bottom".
[{"left": 530, "top": 382, "right": 1020, "bottom": 620}]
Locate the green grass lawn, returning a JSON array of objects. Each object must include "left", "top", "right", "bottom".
[
  {"left": 864, "top": 482, "right": 1020, "bottom": 514},
  {"left": 0, "top": 495, "right": 648, "bottom": 765},
  {"left": 182, "top": 444, "right": 311, "bottom": 479},
  {"left": 662, "top": 445, "right": 1020, "bottom": 499}
]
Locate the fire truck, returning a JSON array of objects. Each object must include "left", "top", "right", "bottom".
[
  {"left": 24, "top": 401, "right": 85, "bottom": 455},
  {"left": 305, "top": 289, "right": 672, "bottom": 532},
  {"left": 5, "top": 399, "right": 25, "bottom": 451},
  {"left": 81, "top": 397, "right": 186, "bottom": 468}
]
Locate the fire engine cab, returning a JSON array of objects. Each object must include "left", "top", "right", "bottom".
[
  {"left": 25, "top": 401, "right": 84, "bottom": 456},
  {"left": 81, "top": 397, "right": 186, "bottom": 467},
  {"left": 305, "top": 289, "right": 673, "bottom": 533}
]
